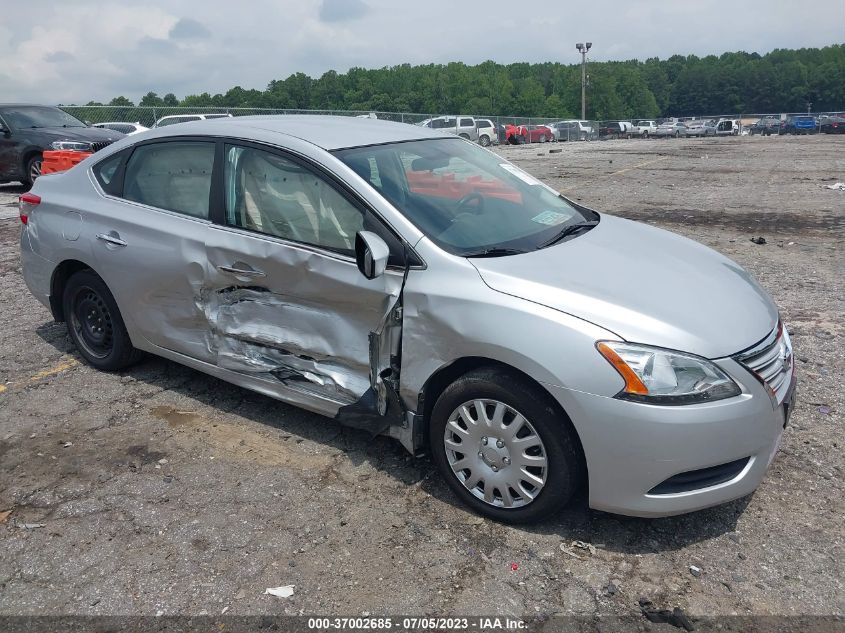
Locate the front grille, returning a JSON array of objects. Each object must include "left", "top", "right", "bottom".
[
  {"left": 735, "top": 322, "right": 794, "bottom": 404},
  {"left": 90, "top": 141, "right": 114, "bottom": 153}
]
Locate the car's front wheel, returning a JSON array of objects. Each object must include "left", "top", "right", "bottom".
[
  {"left": 429, "top": 368, "right": 584, "bottom": 523},
  {"left": 63, "top": 269, "right": 142, "bottom": 371},
  {"left": 23, "top": 154, "right": 42, "bottom": 187}
]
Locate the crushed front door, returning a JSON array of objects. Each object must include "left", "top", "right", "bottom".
[{"left": 203, "top": 142, "right": 405, "bottom": 424}]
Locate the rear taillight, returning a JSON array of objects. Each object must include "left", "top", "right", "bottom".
[{"left": 19, "top": 193, "right": 40, "bottom": 225}]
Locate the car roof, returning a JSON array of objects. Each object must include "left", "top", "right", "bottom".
[{"left": 145, "top": 115, "right": 453, "bottom": 150}]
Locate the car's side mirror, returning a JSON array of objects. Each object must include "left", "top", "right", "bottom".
[{"left": 355, "top": 231, "right": 390, "bottom": 280}]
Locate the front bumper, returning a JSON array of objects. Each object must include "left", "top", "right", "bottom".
[{"left": 544, "top": 360, "right": 796, "bottom": 517}]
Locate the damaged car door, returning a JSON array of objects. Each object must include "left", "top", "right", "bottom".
[
  {"left": 92, "top": 140, "right": 216, "bottom": 363},
  {"left": 203, "top": 142, "right": 406, "bottom": 420}
]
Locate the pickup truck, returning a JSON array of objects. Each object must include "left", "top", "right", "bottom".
[{"left": 631, "top": 120, "right": 657, "bottom": 137}]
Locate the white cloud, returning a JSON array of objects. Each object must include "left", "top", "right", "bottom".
[{"left": 1, "top": 0, "right": 842, "bottom": 105}]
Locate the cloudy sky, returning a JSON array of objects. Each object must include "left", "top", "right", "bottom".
[{"left": 3, "top": 0, "right": 842, "bottom": 104}]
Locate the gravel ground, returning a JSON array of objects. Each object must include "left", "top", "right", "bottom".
[{"left": 0, "top": 135, "right": 842, "bottom": 623}]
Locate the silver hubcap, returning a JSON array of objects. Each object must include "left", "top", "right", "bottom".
[
  {"left": 30, "top": 159, "right": 42, "bottom": 182},
  {"left": 443, "top": 399, "right": 547, "bottom": 508}
]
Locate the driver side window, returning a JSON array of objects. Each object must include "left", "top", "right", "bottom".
[{"left": 223, "top": 145, "right": 364, "bottom": 255}]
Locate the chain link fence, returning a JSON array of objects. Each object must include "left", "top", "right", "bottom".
[{"left": 58, "top": 105, "right": 844, "bottom": 143}]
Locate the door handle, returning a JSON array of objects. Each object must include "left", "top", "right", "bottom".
[
  {"left": 96, "top": 233, "right": 127, "bottom": 247},
  {"left": 218, "top": 264, "right": 266, "bottom": 278}
]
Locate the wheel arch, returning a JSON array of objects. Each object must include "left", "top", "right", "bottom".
[
  {"left": 415, "top": 356, "right": 586, "bottom": 462},
  {"left": 49, "top": 259, "right": 95, "bottom": 321},
  {"left": 21, "top": 148, "right": 43, "bottom": 176}
]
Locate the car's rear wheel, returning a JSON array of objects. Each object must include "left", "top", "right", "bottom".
[
  {"left": 479, "top": 134, "right": 491, "bottom": 147},
  {"left": 23, "top": 154, "right": 42, "bottom": 187},
  {"left": 429, "top": 368, "right": 583, "bottom": 523},
  {"left": 63, "top": 270, "right": 142, "bottom": 371}
]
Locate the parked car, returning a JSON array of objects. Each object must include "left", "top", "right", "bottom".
[
  {"left": 653, "top": 122, "right": 687, "bottom": 138},
  {"left": 618, "top": 121, "right": 635, "bottom": 136},
  {"left": 503, "top": 124, "right": 552, "bottom": 144},
  {"left": 630, "top": 120, "right": 657, "bottom": 137},
  {"left": 715, "top": 119, "right": 741, "bottom": 136},
  {"left": 524, "top": 125, "right": 553, "bottom": 143},
  {"left": 781, "top": 115, "right": 817, "bottom": 135},
  {"left": 552, "top": 120, "right": 597, "bottom": 141},
  {"left": 598, "top": 121, "right": 628, "bottom": 139},
  {"left": 547, "top": 121, "right": 579, "bottom": 142},
  {"left": 820, "top": 115, "right": 845, "bottom": 134},
  {"left": 20, "top": 115, "right": 795, "bottom": 523},
  {"left": 475, "top": 119, "right": 498, "bottom": 146},
  {"left": 417, "top": 116, "right": 478, "bottom": 142},
  {"left": 748, "top": 116, "right": 782, "bottom": 136},
  {"left": 683, "top": 120, "right": 716, "bottom": 137},
  {"left": 92, "top": 122, "right": 149, "bottom": 136},
  {"left": 153, "top": 113, "right": 233, "bottom": 128},
  {"left": 0, "top": 104, "right": 124, "bottom": 186}
]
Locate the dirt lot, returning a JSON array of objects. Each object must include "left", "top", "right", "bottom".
[{"left": 0, "top": 136, "right": 842, "bottom": 623}]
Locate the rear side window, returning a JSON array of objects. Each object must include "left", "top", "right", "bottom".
[
  {"left": 460, "top": 118, "right": 474, "bottom": 127},
  {"left": 123, "top": 142, "right": 214, "bottom": 219},
  {"left": 93, "top": 151, "right": 126, "bottom": 194}
]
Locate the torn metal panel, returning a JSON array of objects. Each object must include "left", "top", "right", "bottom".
[{"left": 202, "top": 228, "right": 406, "bottom": 429}]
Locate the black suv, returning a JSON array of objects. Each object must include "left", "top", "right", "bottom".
[{"left": 0, "top": 104, "right": 124, "bottom": 186}]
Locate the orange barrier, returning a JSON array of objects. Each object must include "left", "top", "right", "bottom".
[
  {"left": 41, "top": 150, "right": 93, "bottom": 175},
  {"left": 405, "top": 171, "right": 522, "bottom": 203}
]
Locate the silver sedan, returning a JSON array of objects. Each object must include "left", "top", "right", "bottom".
[
  {"left": 653, "top": 122, "right": 688, "bottom": 138},
  {"left": 20, "top": 116, "right": 795, "bottom": 522}
]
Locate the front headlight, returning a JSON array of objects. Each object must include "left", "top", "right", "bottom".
[
  {"left": 596, "top": 341, "right": 741, "bottom": 405},
  {"left": 50, "top": 140, "right": 94, "bottom": 152}
]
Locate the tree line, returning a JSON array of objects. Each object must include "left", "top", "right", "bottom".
[{"left": 78, "top": 44, "right": 845, "bottom": 120}]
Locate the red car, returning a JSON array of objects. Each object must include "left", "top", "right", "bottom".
[{"left": 505, "top": 124, "right": 553, "bottom": 144}]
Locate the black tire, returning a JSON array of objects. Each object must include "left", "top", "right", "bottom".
[
  {"left": 479, "top": 134, "right": 491, "bottom": 147},
  {"left": 429, "top": 367, "right": 584, "bottom": 523},
  {"left": 63, "top": 269, "right": 142, "bottom": 371},
  {"left": 459, "top": 133, "right": 470, "bottom": 140},
  {"left": 23, "top": 154, "right": 42, "bottom": 187}
]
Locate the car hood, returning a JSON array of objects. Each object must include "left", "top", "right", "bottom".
[
  {"left": 469, "top": 214, "right": 777, "bottom": 359},
  {"left": 31, "top": 126, "right": 123, "bottom": 142}
]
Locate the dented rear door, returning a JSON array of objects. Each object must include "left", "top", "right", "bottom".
[{"left": 203, "top": 142, "right": 404, "bottom": 417}]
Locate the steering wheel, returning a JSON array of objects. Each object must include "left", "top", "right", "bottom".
[{"left": 453, "top": 192, "right": 485, "bottom": 221}]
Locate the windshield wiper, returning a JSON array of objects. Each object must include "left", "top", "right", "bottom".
[
  {"left": 464, "top": 247, "right": 528, "bottom": 258},
  {"left": 537, "top": 220, "right": 598, "bottom": 249}
]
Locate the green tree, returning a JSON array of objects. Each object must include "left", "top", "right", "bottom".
[
  {"left": 139, "top": 91, "right": 164, "bottom": 107},
  {"left": 108, "top": 96, "right": 134, "bottom": 107}
]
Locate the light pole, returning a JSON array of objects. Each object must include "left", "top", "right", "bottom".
[{"left": 575, "top": 42, "right": 592, "bottom": 120}]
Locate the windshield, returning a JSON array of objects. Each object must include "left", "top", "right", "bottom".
[
  {"left": 0, "top": 106, "right": 86, "bottom": 129},
  {"left": 335, "top": 138, "right": 593, "bottom": 256}
]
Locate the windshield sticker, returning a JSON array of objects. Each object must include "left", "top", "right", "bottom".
[
  {"left": 499, "top": 163, "right": 543, "bottom": 186},
  {"left": 531, "top": 211, "right": 568, "bottom": 226}
]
